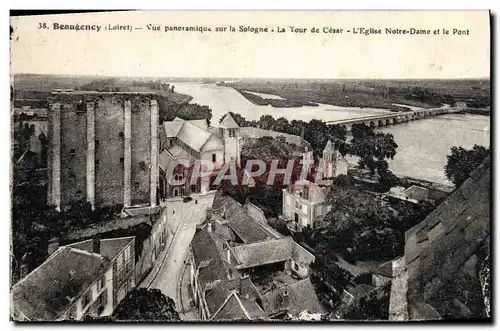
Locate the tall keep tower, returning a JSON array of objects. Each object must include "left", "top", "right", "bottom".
[{"left": 219, "top": 113, "right": 241, "bottom": 167}]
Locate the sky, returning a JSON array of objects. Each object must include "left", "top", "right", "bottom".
[{"left": 10, "top": 11, "right": 491, "bottom": 79}]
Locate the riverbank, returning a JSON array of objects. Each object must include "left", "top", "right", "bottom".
[
  {"left": 223, "top": 82, "right": 440, "bottom": 112},
  {"left": 233, "top": 86, "right": 412, "bottom": 111},
  {"left": 236, "top": 88, "right": 319, "bottom": 108}
]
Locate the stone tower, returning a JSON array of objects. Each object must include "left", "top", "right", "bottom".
[
  {"left": 219, "top": 113, "right": 241, "bottom": 167},
  {"left": 322, "top": 139, "right": 337, "bottom": 178}
]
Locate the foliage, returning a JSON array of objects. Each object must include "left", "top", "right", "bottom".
[
  {"left": 11, "top": 184, "right": 123, "bottom": 280},
  {"left": 175, "top": 103, "right": 212, "bottom": 125},
  {"left": 347, "top": 123, "right": 398, "bottom": 175},
  {"left": 111, "top": 288, "right": 180, "bottom": 321},
  {"left": 445, "top": 145, "right": 490, "bottom": 186},
  {"left": 79, "top": 78, "right": 121, "bottom": 92},
  {"left": 222, "top": 112, "right": 346, "bottom": 158},
  {"left": 340, "top": 282, "right": 391, "bottom": 320},
  {"left": 317, "top": 186, "right": 399, "bottom": 261}
]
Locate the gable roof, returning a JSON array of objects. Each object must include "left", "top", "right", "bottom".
[
  {"left": 219, "top": 113, "right": 239, "bottom": 129},
  {"left": 191, "top": 227, "right": 229, "bottom": 289},
  {"left": 233, "top": 237, "right": 294, "bottom": 269},
  {"left": 177, "top": 121, "right": 213, "bottom": 152},
  {"left": 323, "top": 139, "right": 335, "bottom": 153},
  {"left": 163, "top": 121, "right": 184, "bottom": 137},
  {"left": 11, "top": 247, "right": 109, "bottom": 321},
  {"left": 66, "top": 237, "right": 134, "bottom": 261},
  {"left": 159, "top": 146, "right": 196, "bottom": 172},
  {"left": 288, "top": 180, "right": 327, "bottom": 203},
  {"left": 212, "top": 194, "right": 274, "bottom": 243},
  {"left": 188, "top": 119, "right": 209, "bottom": 130},
  {"left": 164, "top": 118, "right": 214, "bottom": 152},
  {"left": 212, "top": 292, "right": 266, "bottom": 321},
  {"left": 260, "top": 278, "right": 324, "bottom": 316}
]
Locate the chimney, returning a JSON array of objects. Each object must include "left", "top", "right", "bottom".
[
  {"left": 92, "top": 237, "right": 101, "bottom": 254},
  {"left": 207, "top": 221, "right": 212, "bottom": 233}
]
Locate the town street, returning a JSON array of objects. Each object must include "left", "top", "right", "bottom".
[{"left": 148, "top": 194, "right": 214, "bottom": 309}]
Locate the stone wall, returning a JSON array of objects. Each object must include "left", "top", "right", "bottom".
[{"left": 403, "top": 156, "right": 490, "bottom": 317}]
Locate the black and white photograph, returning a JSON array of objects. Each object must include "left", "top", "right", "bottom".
[{"left": 9, "top": 10, "right": 491, "bottom": 322}]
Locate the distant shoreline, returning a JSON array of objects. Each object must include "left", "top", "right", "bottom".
[{"left": 231, "top": 86, "right": 413, "bottom": 112}]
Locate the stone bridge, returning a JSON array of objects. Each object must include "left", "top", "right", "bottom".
[{"left": 327, "top": 106, "right": 461, "bottom": 131}]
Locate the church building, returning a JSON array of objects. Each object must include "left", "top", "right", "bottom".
[{"left": 158, "top": 113, "right": 241, "bottom": 200}]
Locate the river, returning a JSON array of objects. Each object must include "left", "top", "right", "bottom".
[
  {"left": 172, "top": 82, "right": 490, "bottom": 186},
  {"left": 173, "top": 82, "right": 392, "bottom": 124}
]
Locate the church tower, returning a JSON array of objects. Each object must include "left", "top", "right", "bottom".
[
  {"left": 219, "top": 113, "right": 241, "bottom": 167},
  {"left": 321, "top": 139, "right": 349, "bottom": 179},
  {"left": 322, "top": 139, "right": 337, "bottom": 178}
]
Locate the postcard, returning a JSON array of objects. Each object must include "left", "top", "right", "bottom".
[{"left": 9, "top": 10, "right": 491, "bottom": 322}]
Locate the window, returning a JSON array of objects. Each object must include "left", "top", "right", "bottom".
[
  {"left": 69, "top": 148, "right": 76, "bottom": 155},
  {"left": 97, "top": 274, "right": 106, "bottom": 290},
  {"left": 95, "top": 140, "right": 100, "bottom": 148},
  {"left": 120, "top": 157, "right": 124, "bottom": 163},
  {"left": 134, "top": 182, "right": 140, "bottom": 190},
  {"left": 119, "top": 131, "right": 124, "bottom": 138},
  {"left": 96, "top": 290, "right": 107, "bottom": 315},
  {"left": 212, "top": 154, "right": 216, "bottom": 163},
  {"left": 81, "top": 290, "right": 92, "bottom": 308},
  {"left": 283, "top": 290, "right": 289, "bottom": 297},
  {"left": 228, "top": 129, "right": 236, "bottom": 138},
  {"left": 95, "top": 160, "right": 100, "bottom": 166},
  {"left": 222, "top": 243, "right": 228, "bottom": 250},
  {"left": 76, "top": 100, "right": 86, "bottom": 113}
]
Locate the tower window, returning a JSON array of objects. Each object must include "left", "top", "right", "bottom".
[
  {"left": 228, "top": 129, "right": 236, "bottom": 138},
  {"left": 120, "top": 157, "right": 124, "bottom": 163},
  {"left": 76, "top": 100, "right": 86, "bottom": 113},
  {"left": 95, "top": 140, "right": 100, "bottom": 148},
  {"left": 69, "top": 148, "right": 76, "bottom": 155},
  {"left": 212, "top": 154, "right": 216, "bottom": 163},
  {"left": 95, "top": 160, "right": 100, "bottom": 166},
  {"left": 119, "top": 131, "right": 124, "bottom": 138}
]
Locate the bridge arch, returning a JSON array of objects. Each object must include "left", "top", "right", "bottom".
[
  {"left": 369, "top": 121, "right": 375, "bottom": 128},
  {"left": 386, "top": 119, "right": 391, "bottom": 126},
  {"left": 342, "top": 125, "right": 348, "bottom": 132},
  {"left": 378, "top": 120, "right": 384, "bottom": 127}
]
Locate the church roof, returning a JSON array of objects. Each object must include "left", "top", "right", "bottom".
[
  {"left": 219, "top": 113, "right": 240, "bottom": 129},
  {"left": 323, "top": 139, "right": 335, "bottom": 153},
  {"left": 163, "top": 118, "right": 214, "bottom": 152}
]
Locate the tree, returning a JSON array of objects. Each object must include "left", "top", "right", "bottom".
[
  {"left": 445, "top": 145, "right": 490, "bottom": 186},
  {"left": 112, "top": 288, "right": 180, "bottom": 321},
  {"left": 176, "top": 103, "right": 212, "bottom": 125},
  {"left": 347, "top": 123, "right": 398, "bottom": 175},
  {"left": 259, "top": 115, "right": 276, "bottom": 130}
]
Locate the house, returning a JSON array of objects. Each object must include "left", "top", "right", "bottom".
[
  {"left": 188, "top": 193, "right": 323, "bottom": 321},
  {"left": 280, "top": 139, "right": 348, "bottom": 230},
  {"left": 11, "top": 236, "right": 136, "bottom": 321},
  {"left": 159, "top": 113, "right": 241, "bottom": 199},
  {"left": 281, "top": 180, "right": 331, "bottom": 229},
  {"left": 381, "top": 185, "right": 447, "bottom": 205}
]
